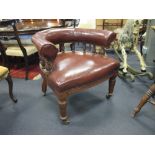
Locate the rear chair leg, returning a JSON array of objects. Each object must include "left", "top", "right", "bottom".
[
  {"left": 131, "top": 84, "right": 155, "bottom": 118},
  {"left": 58, "top": 96, "right": 70, "bottom": 124},
  {"left": 106, "top": 74, "right": 117, "bottom": 99},
  {"left": 42, "top": 75, "right": 47, "bottom": 96},
  {"left": 5, "top": 74, "right": 17, "bottom": 103}
]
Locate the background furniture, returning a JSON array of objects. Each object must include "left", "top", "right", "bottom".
[
  {"left": 131, "top": 20, "right": 155, "bottom": 117},
  {"left": 132, "top": 59, "right": 155, "bottom": 117},
  {"left": 0, "top": 41, "right": 17, "bottom": 103},
  {"left": 96, "top": 19, "right": 126, "bottom": 30},
  {"left": 32, "top": 28, "right": 120, "bottom": 124},
  {"left": 60, "top": 19, "right": 79, "bottom": 28},
  {"left": 102, "top": 19, "right": 124, "bottom": 30},
  {"left": 0, "top": 19, "right": 62, "bottom": 36},
  {"left": 132, "top": 82, "right": 155, "bottom": 117},
  {"left": 0, "top": 20, "right": 37, "bottom": 80},
  {"left": 0, "top": 19, "right": 63, "bottom": 80}
]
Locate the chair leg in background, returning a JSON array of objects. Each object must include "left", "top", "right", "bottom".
[
  {"left": 131, "top": 84, "right": 155, "bottom": 118},
  {"left": 25, "top": 58, "right": 29, "bottom": 80},
  {"left": 5, "top": 74, "right": 17, "bottom": 103}
]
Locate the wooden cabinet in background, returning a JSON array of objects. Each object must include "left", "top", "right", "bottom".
[{"left": 96, "top": 19, "right": 127, "bottom": 31}]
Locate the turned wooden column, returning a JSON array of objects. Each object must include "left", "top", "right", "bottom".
[
  {"left": 58, "top": 96, "right": 69, "bottom": 124},
  {"left": 132, "top": 83, "right": 155, "bottom": 117}
]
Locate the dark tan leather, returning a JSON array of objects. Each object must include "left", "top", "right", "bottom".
[
  {"left": 47, "top": 51, "right": 120, "bottom": 92},
  {"left": 32, "top": 28, "right": 119, "bottom": 122},
  {"left": 32, "top": 30, "right": 58, "bottom": 60},
  {"left": 45, "top": 28, "right": 116, "bottom": 46},
  {"left": 32, "top": 28, "right": 116, "bottom": 60}
]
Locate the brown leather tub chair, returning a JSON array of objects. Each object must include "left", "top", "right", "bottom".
[{"left": 32, "top": 28, "right": 120, "bottom": 124}]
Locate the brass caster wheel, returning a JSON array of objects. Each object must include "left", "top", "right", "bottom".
[
  {"left": 42, "top": 92, "right": 46, "bottom": 96},
  {"left": 106, "top": 94, "right": 112, "bottom": 99},
  {"left": 131, "top": 111, "right": 136, "bottom": 118},
  {"left": 60, "top": 116, "right": 70, "bottom": 125},
  {"left": 61, "top": 119, "right": 70, "bottom": 125}
]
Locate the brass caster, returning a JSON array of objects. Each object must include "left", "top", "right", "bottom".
[
  {"left": 42, "top": 92, "right": 46, "bottom": 96},
  {"left": 106, "top": 94, "right": 112, "bottom": 99},
  {"left": 131, "top": 111, "right": 136, "bottom": 118},
  {"left": 61, "top": 119, "right": 70, "bottom": 125},
  {"left": 60, "top": 116, "right": 70, "bottom": 125}
]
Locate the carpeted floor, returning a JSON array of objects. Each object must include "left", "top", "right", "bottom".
[{"left": 0, "top": 53, "right": 155, "bottom": 135}]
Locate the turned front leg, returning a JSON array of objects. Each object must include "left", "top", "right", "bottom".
[
  {"left": 58, "top": 96, "right": 69, "bottom": 124},
  {"left": 132, "top": 84, "right": 155, "bottom": 117},
  {"left": 106, "top": 74, "right": 117, "bottom": 99}
]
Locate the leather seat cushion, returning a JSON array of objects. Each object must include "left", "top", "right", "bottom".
[{"left": 48, "top": 51, "right": 120, "bottom": 92}]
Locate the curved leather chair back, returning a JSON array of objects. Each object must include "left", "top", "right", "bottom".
[
  {"left": 32, "top": 28, "right": 116, "bottom": 60},
  {"left": 45, "top": 28, "right": 116, "bottom": 46}
]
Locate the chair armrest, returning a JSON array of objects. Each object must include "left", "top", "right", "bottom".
[
  {"left": 32, "top": 31, "right": 58, "bottom": 61},
  {"left": 32, "top": 31, "right": 59, "bottom": 73}
]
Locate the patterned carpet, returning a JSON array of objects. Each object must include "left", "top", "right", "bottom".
[{"left": 10, "top": 64, "right": 40, "bottom": 80}]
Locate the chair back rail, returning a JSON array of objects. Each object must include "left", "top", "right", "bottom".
[{"left": 32, "top": 28, "right": 116, "bottom": 61}]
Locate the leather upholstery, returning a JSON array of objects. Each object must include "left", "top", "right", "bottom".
[
  {"left": 32, "top": 28, "right": 120, "bottom": 122},
  {"left": 47, "top": 51, "right": 119, "bottom": 92},
  {"left": 32, "top": 28, "right": 119, "bottom": 92},
  {"left": 32, "top": 28, "right": 119, "bottom": 93},
  {"left": 32, "top": 28, "right": 116, "bottom": 61}
]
